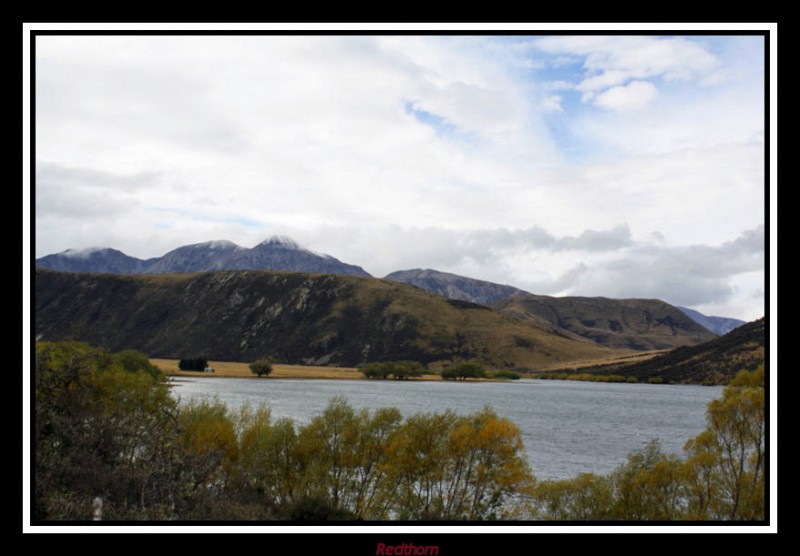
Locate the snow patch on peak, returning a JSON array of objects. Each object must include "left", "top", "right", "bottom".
[
  {"left": 61, "top": 247, "right": 108, "bottom": 259},
  {"left": 259, "top": 235, "right": 303, "bottom": 250},
  {"left": 202, "top": 240, "right": 239, "bottom": 250}
]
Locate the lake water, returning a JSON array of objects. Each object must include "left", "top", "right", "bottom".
[{"left": 170, "top": 377, "right": 723, "bottom": 481}]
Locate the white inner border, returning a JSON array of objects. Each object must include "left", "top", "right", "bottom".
[{"left": 22, "top": 21, "right": 778, "bottom": 535}]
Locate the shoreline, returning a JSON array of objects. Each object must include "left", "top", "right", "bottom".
[{"left": 152, "top": 359, "right": 515, "bottom": 382}]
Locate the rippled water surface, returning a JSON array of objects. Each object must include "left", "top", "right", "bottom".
[{"left": 171, "top": 377, "right": 723, "bottom": 480}]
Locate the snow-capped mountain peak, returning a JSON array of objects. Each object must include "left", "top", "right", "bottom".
[
  {"left": 61, "top": 247, "right": 109, "bottom": 259},
  {"left": 194, "top": 240, "right": 241, "bottom": 250},
  {"left": 258, "top": 235, "right": 303, "bottom": 250}
]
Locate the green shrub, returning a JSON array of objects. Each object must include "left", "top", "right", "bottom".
[
  {"left": 492, "top": 369, "right": 521, "bottom": 380},
  {"left": 249, "top": 358, "right": 273, "bottom": 377},
  {"left": 442, "top": 361, "right": 486, "bottom": 381},
  {"left": 361, "top": 361, "right": 426, "bottom": 380},
  {"left": 113, "top": 349, "right": 163, "bottom": 379}
]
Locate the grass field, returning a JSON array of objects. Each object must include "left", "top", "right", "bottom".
[
  {"left": 528, "top": 350, "right": 666, "bottom": 372},
  {"left": 151, "top": 359, "right": 366, "bottom": 379},
  {"left": 152, "top": 359, "right": 509, "bottom": 382},
  {"left": 152, "top": 351, "right": 667, "bottom": 381}
]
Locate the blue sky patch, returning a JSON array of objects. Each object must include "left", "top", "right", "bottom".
[{"left": 404, "top": 101, "right": 459, "bottom": 138}]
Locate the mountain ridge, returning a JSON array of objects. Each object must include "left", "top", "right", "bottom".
[
  {"left": 491, "top": 293, "right": 717, "bottom": 351},
  {"left": 384, "top": 268, "right": 526, "bottom": 305},
  {"left": 34, "top": 268, "right": 630, "bottom": 369},
  {"left": 37, "top": 241, "right": 747, "bottom": 334},
  {"left": 677, "top": 306, "right": 745, "bottom": 336},
  {"left": 36, "top": 236, "right": 371, "bottom": 278},
  {"left": 382, "top": 268, "right": 718, "bottom": 350}
]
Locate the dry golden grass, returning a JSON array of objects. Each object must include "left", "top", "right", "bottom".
[
  {"left": 150, "top": 359, "right": 509, "bottom": 382},
  {"left": 152, "top": 358, "right": 366, "bottom": 379},
  {"left": 531, "top": 350, "right": 667, "bottom": 372}
]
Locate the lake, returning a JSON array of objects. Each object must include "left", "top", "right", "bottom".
[{"left": 170, "top": 377, "right": 723, "bottom": 481}]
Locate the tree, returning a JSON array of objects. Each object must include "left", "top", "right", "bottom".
[
  {"left": 382, "top": 407, "right": 533, "bottom": 520},
  {"left": 249, "top": 358, "right": 273, "bottom": 377},
  {"left": 531, "top": 473, "right": 614, "bottom": 520},
  {"left": 35, "top": 341, "right": 182, "bottom": 520},
  {"left": 113, "top": 349, "right": 163, "bottom": 379},
  {"left": 179, "top": 356, "right": 208, "bottom": 371},
  {"left": 688, "top": 365, "right": 765, "bottom": 520},
  {"left": 442, "top": 361, "right": 486, "bottom": 381},
  {"left": 390, "top": 361, "right": 425, "bottom": 380},
  {"left": 608, "top": 439, "right": 686, "bottom": 520},
  {"left": 360, "top": 362, "right": 391, "bottom": 379},
  {"left": 361, "top": 361, "right": 426, "bottom": 380}
]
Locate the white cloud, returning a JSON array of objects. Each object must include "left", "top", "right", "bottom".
[
  {"left": 543, "top": 80, "right": 574, "bottom": 91},
  {"left": 593, "top": 80, "right": 657, "bottom": 112},
  {"left": 577, "top": 69, "right": 630, "bottom": 93},
  {"left": 536, "top": 35, "right": 719, "bottom": 93},
  {"left": 541, "top": 95, "right": 563, "bottom": 112}
]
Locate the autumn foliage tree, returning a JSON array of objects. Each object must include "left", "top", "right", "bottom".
[
  {"left": 35, "top": 342, "right": 181, "bottom": 520},
  {"left": 382, "top": 407, "right": 533, "bottom": 519},
  {"left": 529, "top": 365, "right": 766, "bottom": 521}
]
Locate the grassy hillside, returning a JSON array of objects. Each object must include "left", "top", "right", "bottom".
[
  {"left": 542, "top": 317, "right": 766, "bottom": 385},
  {"left": 35, "top": 269, "right": 630, "bottom": 369},
  {"left": 491, "top": 294, "right": 717, "bottom": 350},
  {"left": 606, "top": 317, "right": 764, "bottom": 384}
]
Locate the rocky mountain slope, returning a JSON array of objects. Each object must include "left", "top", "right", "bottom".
[
  {"left": 491, "top": 294, "right": 717, "bottom": 350},
  {"left": 384, "top": 269, "right": 525, "bottom": 305},
  {"left": 384, "top": 268, "right": 721, "bottom": 350},
  {"left": 35, "top": 268, "right": 629, "bottom": 369}
]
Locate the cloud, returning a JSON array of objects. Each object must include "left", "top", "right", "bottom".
[
  {"left": 536, "top": 36, "right": 719, "bottom": 93},
  {"left": 289, "top": 223, "right": 762, "bottom": 319},
  {"left": 541, "top": 95, "right": 563, "bottom": 112},
  {"left": 35, "top": 162, "right": 157, "bottom": 219},
  {"left": 559, "top": 224, "right": 633, "bottom": 251},
  {"left": 524, "top": 226, "right": 765, "bottom": 308},
  {"left": 593, "top": 81, "right": 657, "bottom": 112},
  {"left": 543, "top": 80, "right": 575, "bottom": 91}
]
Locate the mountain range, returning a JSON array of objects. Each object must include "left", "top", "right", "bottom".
[
  {"left": 36, "top": 237, "right": 745, "bottom": 337},
  {"left": 36, "top": 236, "right": 370, "bottom": 278},
  {"left": 383, "top": 269, "right": 739, "bottom": 342}
]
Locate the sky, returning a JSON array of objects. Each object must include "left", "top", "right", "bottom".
[{"left": 32, "top": 33, "right": 768, "bottom": 321}]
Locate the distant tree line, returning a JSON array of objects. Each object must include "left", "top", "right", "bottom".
[
  {"left": 360, "top": 361, "right": 427, "bottom": 380},
  {"left": 533, "top": 372, "right": 638, "bottom": 383},
  {"left": 179, "top": 356, "right": 208, "bottom": 371}
]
